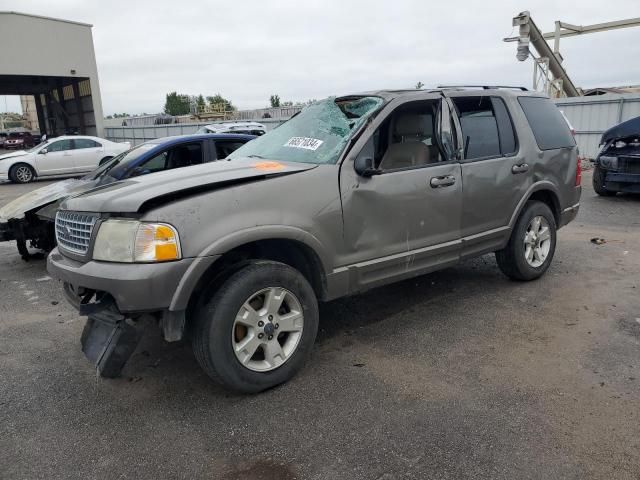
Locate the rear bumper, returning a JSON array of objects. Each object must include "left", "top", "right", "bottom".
[
  {"left": 46, "top": 247, "right": 195, "bottom": 313},
  {"left": 560, "top": 202, "right": 580, "bottom": 227}
]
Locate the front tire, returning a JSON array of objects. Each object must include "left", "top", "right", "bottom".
[
  {"left": 192, "top": 260, "right": 319, "bottom": 393},
  {"left": 592, "top": 165, "right": 616, "bottom": 196},
  {"left": 9, "top": 163, "right": 36, "bottom": 183},
  {"left": 496, "top": 201, "right": 557, "bottom": 281}
]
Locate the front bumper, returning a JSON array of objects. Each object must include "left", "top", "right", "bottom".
[
  {"left": 0, "top": 220, "right": 13, "bottom": 241},
  {"left": 46, "top": 247, "right": 195, "bottom": 313},
  {"left": 604, "top": 172, "right": 640, "bottom": 193}
]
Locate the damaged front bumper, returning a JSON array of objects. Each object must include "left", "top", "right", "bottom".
[
  {"left": 47, "top": 248, "right": 196, "bottom": 377},
  {"left": 604, "top": 172, "right": 640, "bottom": 193},
  {"left": 0, "top": 219, "right": 14, "bottom": 241}
]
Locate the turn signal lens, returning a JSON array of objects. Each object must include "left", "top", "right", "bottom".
[{"left": 134, "top": 223, "right": 181, "bottom": 262}]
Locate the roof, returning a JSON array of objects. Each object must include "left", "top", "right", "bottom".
[
  {"left": 145, "top": 133, "right": 256, "bottom": 145},
  {"left": 345, "top": 86, "right": 540, "bottom": 101},
  {"left": 0, "top": 11, "right": 92, "bottom": 27}
]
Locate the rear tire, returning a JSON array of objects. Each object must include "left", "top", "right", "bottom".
[
  {"left": 592, "top": 165, "right": 616, "bottom": 196},
  {"left": 9, "top": 163, "right": 36, "bottom": 183},
  {"left": 496, "top": 201, "right": 557, "bottom": 281},
  {"left": 192, "top": 260, "right": 319, "bottom": 393}
]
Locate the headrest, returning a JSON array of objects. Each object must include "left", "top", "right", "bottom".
[{"left": 394, "top": 113, "right": 426, "bottom": 137}]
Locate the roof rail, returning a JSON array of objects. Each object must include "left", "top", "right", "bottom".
[{"left": 437, "top": 85, "right": 528, "bottom": 91}]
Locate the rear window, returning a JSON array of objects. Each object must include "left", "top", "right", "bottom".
[
  {"left": 452, "top": 96, "right": 517, "bottom": 160},
  {"left": 518, "top": 97, "right": 575, "bottom": 150}
]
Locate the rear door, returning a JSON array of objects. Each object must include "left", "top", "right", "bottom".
[
  {"left": 450, "top": 94, "right": 529, "bottom": 258},
  {"left": 72, "top": 138, "right": 105, "bottom": 172},
  {"left": 35, "top": 139, "right": 75, "bottom": 175}
]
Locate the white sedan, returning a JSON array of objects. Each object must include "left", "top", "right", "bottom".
[{"left": 0, "top": 136, "right": 130, "bottom": 183}]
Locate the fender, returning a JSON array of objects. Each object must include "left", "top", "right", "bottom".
[
  {"left": 168, "top": 225, "right": 331, "bottom": 312},
  {"left": 507, "top": 181, "right": 561, "bottom": 229}
]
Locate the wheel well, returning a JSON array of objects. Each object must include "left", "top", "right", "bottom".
[
  {"left": 99, "top": 156, "right": 113, "bottom": 166},
  {"left": 184, "top": 239, "right": 327, "bottom": 334},
  {"left": 528, "top": 190, "right": 560, "bottom": 226}
]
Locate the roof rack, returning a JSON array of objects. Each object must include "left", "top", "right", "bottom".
[{"left": 437, "top": 85, "right": 528, "bottom": 91}]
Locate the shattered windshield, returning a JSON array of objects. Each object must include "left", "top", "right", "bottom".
[{"left": 228, "top": 96, "right": 383, "bottom": 165}]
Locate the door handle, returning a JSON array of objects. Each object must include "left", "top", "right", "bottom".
[
  {"left": 430, "top": 175, "right": 456, "bottom": 188},
  {"left": 512, "top": 163, "right": 529, "bottom": 174}
]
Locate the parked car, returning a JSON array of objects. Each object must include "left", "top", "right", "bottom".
[
  {"left": 0, "top": 135, "right": 130, "bottom": 184},
  {"left": 0, "top": 133, "right": 254, "bottom": 258},
  {"left": 196, "top": 121, "right": 266, "bottom": 136},
  {"left": 47, "top": 87, "right": 581, "bottom": 392},
  {"left": 4, "top": 132, "right": 35, "bottom": 150},
  {"left": 592, "top": 115, "right": 640, "bottom": 196},
  {"left": 0, "top": 132, "right": 8, "bottom": 148}
]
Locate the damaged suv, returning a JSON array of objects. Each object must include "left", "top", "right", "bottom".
[
  {"left": 593, "top": 115, "right": 640, "bottom": 196},
  {"left": 47, "top": 87, "right": 581, "bottom": 393}
]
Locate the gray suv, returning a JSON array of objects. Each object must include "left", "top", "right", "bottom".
[{"left": 47, "top": 87, "right": 581, "bottom": 392}]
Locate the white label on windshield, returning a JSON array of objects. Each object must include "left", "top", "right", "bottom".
[{"left": 284, "top": 137, "right": 324, "bottom": 151}]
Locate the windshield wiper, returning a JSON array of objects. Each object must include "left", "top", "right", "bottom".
[{"left": 247, "top": 154, "right": 266, "bottom": 159}]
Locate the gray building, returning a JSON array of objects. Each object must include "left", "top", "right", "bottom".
[{"left": 0, "top": 11, "right": 104, "bottom": 136}]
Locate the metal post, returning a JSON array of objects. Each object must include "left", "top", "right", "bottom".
[{"left": 617, "top": 98, "right": 625, "bottom": 122}]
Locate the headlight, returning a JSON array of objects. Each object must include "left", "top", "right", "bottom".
[
  {"left": 93, "top": 219, "right": 181, "bottom": 263},
  {"left": 599, "top": 155, "right": 617, "bottom": 170}
]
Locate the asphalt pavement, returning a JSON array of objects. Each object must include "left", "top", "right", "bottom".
[{"left": 1, "top": 171, "right": 639, "bottom": 479}]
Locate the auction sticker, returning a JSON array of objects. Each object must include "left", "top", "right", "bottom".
[{"left": 284, "top": 137, "right": 324, "bottom": 151}]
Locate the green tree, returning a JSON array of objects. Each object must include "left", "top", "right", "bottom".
[
  {"left": 206, "top": 94, "right": 235, "bottom": 112},
  {"left": 270, "top": 94, "right": 281, "bottom": 108},
  {"left": 164, "top": 91, "right": 191, "bottom": 116},
  {"left": 196, "top": 94, "right": 206, "bottom": 111}
]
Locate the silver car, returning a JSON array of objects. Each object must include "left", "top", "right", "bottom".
[{"left": 47, "top": 87, "right": 581, "bottom": 392}]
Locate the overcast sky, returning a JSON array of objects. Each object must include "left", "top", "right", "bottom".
[{"left": 1, "top": 0, "right": 639, "bottom": 115}]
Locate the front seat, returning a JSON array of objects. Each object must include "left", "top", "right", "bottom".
[{"left": 379, "top": 113, "right": 430, "bottom": 170}]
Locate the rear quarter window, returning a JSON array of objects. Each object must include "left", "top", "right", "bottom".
[{"left": 518, "top": 97, "right": 575, "bottom": 150}]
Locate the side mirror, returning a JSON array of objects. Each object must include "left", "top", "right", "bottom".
[
  {"left": 39, "top": 148, "right": 48, "bottom": 155},
  {"left": 353, "top": 156, "right": 381, "bottom": 177}
]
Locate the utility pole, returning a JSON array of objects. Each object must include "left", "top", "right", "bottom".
[{"left": 504, "top": 12, "right": 640, "bottom": 98}]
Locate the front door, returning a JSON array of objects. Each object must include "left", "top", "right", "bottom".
[
  {"left": 338, "top": 96, "right": 463, "bottom": 292},
  {"left": 35, "top": 139, "right": 75, "bottom": 175}
]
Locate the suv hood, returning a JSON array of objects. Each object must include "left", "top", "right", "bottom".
[
  {"left": 0, "top": 178, "right": 97, "bottom": 221},
  {"left": 62, "top": 157, "right": 317, "bottom": 214},
  {"left": 601, "top": 116, "right": 640, "bottom": 145}
]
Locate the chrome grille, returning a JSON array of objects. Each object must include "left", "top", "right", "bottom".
[{"left": 55, "top": 211, "right": 98, "bottom": 255}]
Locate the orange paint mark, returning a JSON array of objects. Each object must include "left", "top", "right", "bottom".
[{"left": 252, "top": 161, "right": 285, "bottom": 171}]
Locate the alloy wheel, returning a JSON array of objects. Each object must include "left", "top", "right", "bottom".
[
  {"left": 523, "top": 215, "right": 551, "bottom": 268},
  {"left": 232, "top": 287, "right": 304, "bottom": 372},
  {"left": 15, "top": 166, "right": 33, "bottom": 183}
]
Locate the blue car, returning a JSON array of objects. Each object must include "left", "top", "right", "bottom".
[{"left": 0, "top": 133, "right": 255, "bottom": 258}]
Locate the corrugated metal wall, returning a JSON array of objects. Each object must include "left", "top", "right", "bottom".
[
  {"left": 553, "top": 93, "right": 640, "bottom": 159},
  {"left": 105, "top": 119, "right": 285, "bottom": 146}
]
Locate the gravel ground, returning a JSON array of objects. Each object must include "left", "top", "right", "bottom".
[{"left": 1, "top": 171, "right": 639, "bottom": 480}]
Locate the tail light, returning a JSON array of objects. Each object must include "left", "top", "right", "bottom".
[{"left": 575, "top": 154, "right": 582, "bottom": 186}]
